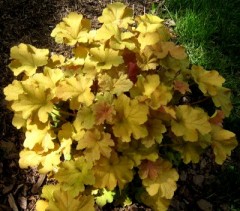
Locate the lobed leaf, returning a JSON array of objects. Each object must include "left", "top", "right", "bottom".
[
  {"left": 51, "top": 12, "right": 91, "bottom": 46},
  {"left": 171, "top": 105, "right": 211, "bottom": 142},
  {"left": 98, "top": 2, "right": 134, "bottom": 28},
  {"left": 8, "top": 43, "right": 49, "bottom": 76}
]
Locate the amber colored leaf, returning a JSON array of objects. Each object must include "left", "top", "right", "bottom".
[
  {"left": 140, "top": 74, "right": 160, "bottom": 97},
  {"left": 72, "top": 113, "right": 86, "bottom": 141},
  {"left": 90, "top": 45, "right": 123, "bottom": 71},
  {"left": 96, "top": 24, "right": 135, "bottom": 50},
  {"left": 74, "top": 107, "right": 95, "bottom": 129},
  {"left": 112, "top": 73, "right": 133, "bottom": 96},
  {"left": 151, "top": 42, "right": 187, "bottom": 60},
  {"left": 55, "top": 158, "right": 95, "bottom": 197},
  {"left": 139, "top": 160, "right": 162, "bottom": 180},
  {"left": 142, "top": 158, "right": 179, "bottom": 199},
  {"left": 191, "top": 65, "right": 225, "bottom": 96},
  {"left": 211, "top": 125, "right": 238, "bottom": 164},
  {"left": 98, "top": 2, "right": 134, "bottom": 28},
  {"left": 97, "top": 73, "right": 132, "bottom": 96},
  {"left": 136, "top": 14, "right": 164, "bottom": 34},
  {"left": 138, "top": 32, "right": 163, "bottom": 53},
  {"left": 160, "top": 56, "right": 189, "bottom": 73},
  {"left": 94, "top": 152, "right": 134, "bottom": 190},
  {"left": 56, "top": 75, "right": 94, "bottom": 109},
  {"left": 51, "top": 12, "right": 91, "bottom": 46},
  {"left": 8, "top": 43, "right": 49, "bottom": 76},
  {"left": 112, "top": 94, "right": 148, "bottom": 142},
  {"left": 212, "top": 87, "right": 233, "bottom": 117},
  {"left": 11, "top": 83, "right": 54, "bottom": 123},
  {"left": 137, "top": 46, "right": 159, "bottom": 70},
  {"left": 77, "top": 129, "right": 114, "bottom": 161},
  {"left": 133, "top": 74, "right": 172, "bottom": 109},
  {"left": 110, "top": 30, "right": 136, "bottom": 50},
  {"left": 119, "top": 140, "right": 159, "bottom": 166},
  {"left": 58, "top": 123, "right": 75, "bottom": 160},
  {"left": 73, "top": 45, "right": 89, "bottom": 59},
  {"left": 171, "top": 105, "right": 211, "bottom": 142},
  {"left": 209, "top": 110, "right": 225, "bottom": 126},
  {"left": 173, "top": 80, "right": 191, "bottom": 94},
  {"left": 141, "top": 118, "right": 166, "bottom": 147},
  {"left": 148, "top": 84, "right": 172, "bottom": 110},
  {"left": 47, "top": 190, "right": 95, "bottom": 211},
  {"left": 93, "top": 101, "right": 115, "bottom": 125}
]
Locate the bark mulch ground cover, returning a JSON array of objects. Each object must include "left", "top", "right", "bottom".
[{"left": 0, "top": 0, "right": 239, "bottom": 210}]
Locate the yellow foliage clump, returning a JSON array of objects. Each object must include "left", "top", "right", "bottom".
[{"left": 3, "top": 2, "right": 237, "bottom": 211}]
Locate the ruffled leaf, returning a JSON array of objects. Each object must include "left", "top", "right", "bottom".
[
  {"left": 8, "top": 43, "right": 49, "bottom": 76},
  {"left": 51, "top": 12, "right": 91, "bottom": 46}
]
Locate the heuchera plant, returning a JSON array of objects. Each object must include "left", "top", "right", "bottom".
[{"left": 4, "top": 2, "right": 238, "bottom": 211}]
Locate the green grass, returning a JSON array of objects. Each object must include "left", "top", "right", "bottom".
[{"left": 159, "top": 0, "right": 240, "bottom": 136}]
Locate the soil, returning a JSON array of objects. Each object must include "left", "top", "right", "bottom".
[{"left": 0, "top": 0, "right": 239, "bottom": 211}]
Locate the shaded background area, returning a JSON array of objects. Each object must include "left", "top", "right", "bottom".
[{"left": 0, "top": 0, "right": 239, "bottom": 210}]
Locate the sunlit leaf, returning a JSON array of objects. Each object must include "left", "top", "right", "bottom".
[
  {"left": 136, "top": 14, "right": 164, "bottom": 34},
  {"left": 112, "top": 94, "right": 148, "bottom": 142},
  {"left": 11, "top": 82, "right": 54, "bottom": 123},
  {"left": 51, "top": 12, "right": 91, "bottom": 46},
  {"left": 77, "top": 129, "right": 114, "bottom": 161},
  {"left": 93, "top": 188, "right": 115, "bottom": 207},
  {"left": 89, "top": 45, "right": 124, "bottom": 71},
  {"left": 36, "top": 200, "right": 49, "bottom": 211},
  {"left": 24, "top": 124, "right": 55, "bottom": 151},
  {"left": 4, "top": 80, "right": 24, "bottom": 101},
  {"left": 93, "top": 101, "right": 115, "bottom": 125},
  {"left": 8, "top": 43, "right": 49, "bottom": 76},
  {"left": 56, "top": 74, "right": 94, "bottom": 109},
  {"left": 98, "top": 2, "right": 134, "bottom": 28}
]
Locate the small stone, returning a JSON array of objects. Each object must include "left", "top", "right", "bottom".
[
  {"left": 197, "top": 199, "right": 213, "bottom": 211},
  {"left": 200, "top": 159, "right": 207, "bottom": 169},
  {"left": 193, "top": 175, "right": 204, "bottom": 187},
  {"left": 180, "top": 171, "right": 187, "bottom": 181},
  {"left": 18, "top": 196, "right": 27, "bottom": 209}
]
